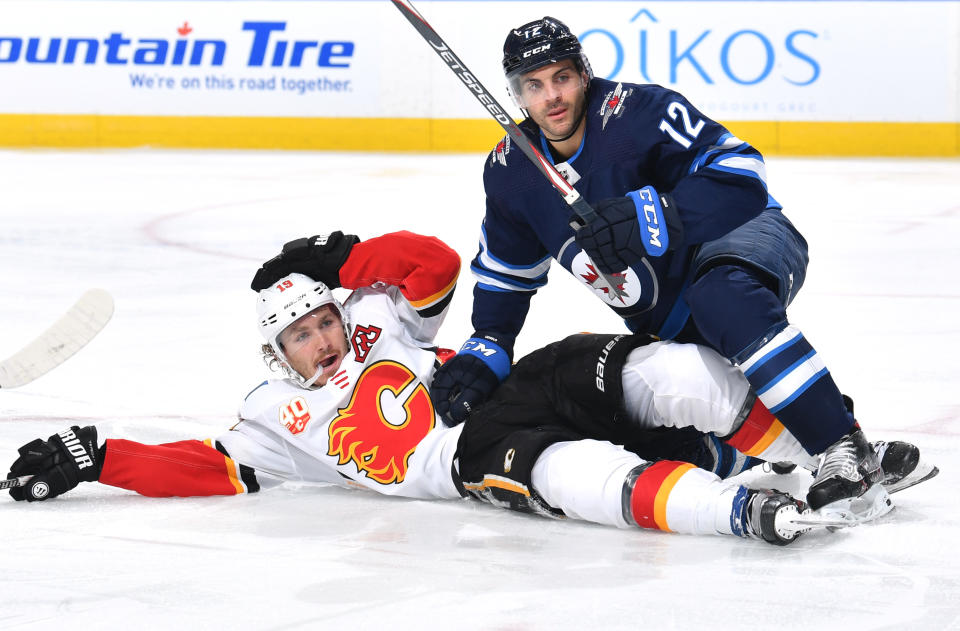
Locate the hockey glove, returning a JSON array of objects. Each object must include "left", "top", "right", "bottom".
[
  {"left": 251, "top": 231, "right": 360, "bottom": 291},
  {"left": 575, "top": 186, "right": 682, "bottom": 274},
  {"left": 431, "top": 334, "right": 512, "bottom": 427},
  {"left": 7, "top": 425, "right": 103, "bottom": 502}
]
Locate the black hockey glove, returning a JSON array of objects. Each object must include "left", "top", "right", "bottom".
[
  {"left": 250, "top": 231, "right": 360, "bottom": 291},
  {"left": 575, "top": 186, "right": 682, "bottom": 274},
  {"left": 431, "top": 334, "right": 512, "bottom": 426},
  {"left": 7, "top": 425, "right": 103, "bottom": 502}
]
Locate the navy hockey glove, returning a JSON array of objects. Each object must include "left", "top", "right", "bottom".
[
  {"left": 251, "top": 231, "right": 360, "bottom": 291},
  {"left": 431, "top": 334, "right": 512, "bottom": 426},
  {"left": 575, "top": 186, "right": 682, "bottom": 274},
  {"left": 7, "top": 426, "right": 103, "bottom": 502}
]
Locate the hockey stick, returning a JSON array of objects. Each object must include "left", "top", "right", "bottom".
[
  {"left": 390, "top": 1, "right": 597, "bottom": 225},
  {"left": 0, "top": 289, "right": 115, "bottom": 389},
  {"left": 0, "top": 475, "right": 32, "bottom": 490},
  {"left": 390, "top": 1, "right": 628, "bottom": 296}
]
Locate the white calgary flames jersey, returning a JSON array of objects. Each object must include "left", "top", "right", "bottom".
[{"left": 217, "top": 285, "right": 464, "bottom": 500}]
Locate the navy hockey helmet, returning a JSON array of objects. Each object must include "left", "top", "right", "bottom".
[{"left": 502, "top": 16, "right": 593, "bottom": 108}]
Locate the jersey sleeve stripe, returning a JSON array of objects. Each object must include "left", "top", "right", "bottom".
[
  {"left": 706, "top": 155, "right": 768, "bottom": 187},
  {"left": 476, "top": 281, "right": 523, "bottom": 293},
  {"left": 478, "top": 248, "right": 552, "bottom": 277},
  {"left": 407, "top": 273, "right": 458, "bottom": 309},
  {"left": 689, "top": 133, "right": 761, "bottom": 174},
  {"left": 214, "top": 440, "right": 261, "bottom": 492},
  {"left": 415, "top": 289, "right": 455, "bottom": 319},
  {"left": 239, "top": 464, "right": 260, "bottom": 493},
  {"left": 206, "top": 438, "right": 246, "bottom": 494},
  {"left": 471, "top": 266, "right": 546, "bottom": 292},
  {"left": 478, "top": 225, "right": 552, "bottom": 277}
]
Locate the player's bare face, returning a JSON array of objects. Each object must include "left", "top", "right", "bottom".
[
  {"left": 278, "top": 305, "right": 348, "bottom": 386},
  {"left": 519, "top": 60, "right": 588, "bottom": 141}
]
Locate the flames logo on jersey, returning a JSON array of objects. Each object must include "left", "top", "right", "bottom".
[
  {"left": 351, "top": 324, "right": 382, "bottom": 363},
  {"left": 490, "top": 135, "right": 511, "bottom": 167},
  {"left": 600, "top": 83, "right": 632, "bottom": 130},
  {"left": 328, "top": 360, "right": 435, "bottom": 485}
]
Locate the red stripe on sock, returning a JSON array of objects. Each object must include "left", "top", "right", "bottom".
[
  {"left": 726, "top": 398, "right": 778, "bottom": 454},
  {"left": 629, "top": 461, "right": 692, "bottom": 531}
]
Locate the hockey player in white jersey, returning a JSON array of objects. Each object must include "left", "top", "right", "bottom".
[{"left": 5, "top": 231, "right": 935, "bottom": 544}]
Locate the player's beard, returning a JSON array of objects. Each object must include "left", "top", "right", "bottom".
[{"left": 536, "top": 90, "right": 588, "bottom": 142}]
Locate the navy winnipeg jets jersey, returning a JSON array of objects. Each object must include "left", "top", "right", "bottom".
[{"left": 473, "top": 77, "right": 778, "bottom": 344}]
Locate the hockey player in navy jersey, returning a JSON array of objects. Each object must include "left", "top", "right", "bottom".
[{"left": 429, "top": 16, "right": 925, "bottom": 522}]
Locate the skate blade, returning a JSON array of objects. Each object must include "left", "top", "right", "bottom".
[
  {"left": 773, "top": 505, "right": 857, "bottom": 541},
  {"left": 785, "top": 512, "right": 858, "bottom": 530},
  {"left": 886, "top": 462, "right": 939, "bottom": 495},
  {"left": 817, "top": 483, "right": 894, "bottom": 526}
]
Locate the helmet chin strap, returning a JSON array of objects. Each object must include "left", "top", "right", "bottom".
[
  {"left": 302, "top": 366, "right": 325, "bottom": 389},
  {"left": 277, "top": 351, "right": 325, "bottom": 389}
]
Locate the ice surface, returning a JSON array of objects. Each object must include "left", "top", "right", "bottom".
[{"left": 1, "top": 150, "right": 958, "bottom": 630}]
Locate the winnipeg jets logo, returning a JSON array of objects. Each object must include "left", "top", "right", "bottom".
[
  {"left": 580, "top": 263, "right": 630, "bottom": 304},
  {"left": 491, "top": 135, "right": 511, "bottom": 166},
  {"left": 351, "top": 325, "right": 382, "bottom": 363},
  {"left": 571, "top": 250, "right": 650, "bottom": 309},
  {"left": 600, "top": 83, "right": 632, "bottom": 130}
]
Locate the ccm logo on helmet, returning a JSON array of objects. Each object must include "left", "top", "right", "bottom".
[{"left": 522, "top": 44, "right": 551, "bottom": 58}]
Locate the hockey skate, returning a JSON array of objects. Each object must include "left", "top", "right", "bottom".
[
  {"left": 873, "top": 440, "right": 939, "bottom": 494},
  {"left": 733, "top": 488, "right": 851, "bottom": 545},
  {"left": 770, "top": 439, "right": 938, "bottom": 496},
  {"left": 806, "top": 428, "right": 892, "bottom": 523}
]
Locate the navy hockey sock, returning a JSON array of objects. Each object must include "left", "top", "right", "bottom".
[{"left": 686, "top": 266, "right": 855, "bottom": 455}]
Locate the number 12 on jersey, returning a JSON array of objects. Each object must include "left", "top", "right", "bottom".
[{"left": 659, "top": 101, "right": 704, "bottom": 149}]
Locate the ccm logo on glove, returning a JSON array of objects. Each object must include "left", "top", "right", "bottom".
[{"left": 627, "top": 186, "right": 669, "bottom": 256}]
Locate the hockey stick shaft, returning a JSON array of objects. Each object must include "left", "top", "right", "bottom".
[
  {"left": 390, "top": 0, "right": 598, "bottom": 226},
  {"left": 0, "top": 475, "right": 32, "bottom": 490}
]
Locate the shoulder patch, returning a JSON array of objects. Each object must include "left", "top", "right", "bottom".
[
  {"left": 280, "top": 396, "right": 312, "bottom": 435},
  {"left": 490, "top": 135, "right": 511, "bottom": 167},
  {"left": 351, "top": 324, "right": 382, "bottom": 362},
  {"left": 600, "top": 83, "right": 633, "bottom": 130}
]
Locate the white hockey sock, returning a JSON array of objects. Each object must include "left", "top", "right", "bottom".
[{"left": 531, "top": 440, "right": 643, "bottom": 528}]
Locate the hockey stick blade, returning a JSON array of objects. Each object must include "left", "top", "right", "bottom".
[
  {"left": 0, "top": 475, "right": 33, "bottom": 490},
  {"left": 389, "top": 0, "right": 629, "bottom": 299},
  {"left": 0, "top": 289, "right": 115, "bottom": 389}
]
